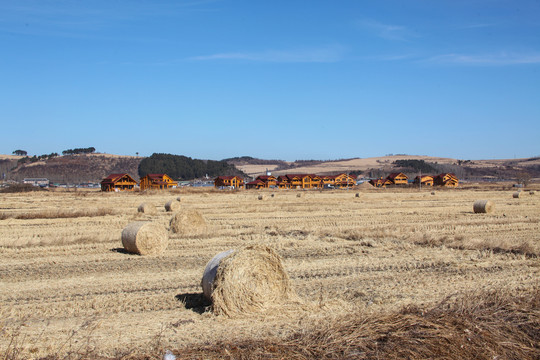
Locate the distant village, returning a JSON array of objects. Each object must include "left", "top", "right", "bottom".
[{"left": 17, "top": 171, "right": 460, "bottom": 191}]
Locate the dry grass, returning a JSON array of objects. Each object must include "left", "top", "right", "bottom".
[
  {"left": 175, "top": 287, "right": 540, "bottom": 360},
  {"left": 0, "top": 186, "right": 539, "bottom": 358},
  {"left": 0, "top": 208, "right": 115, "bottom": 220}
]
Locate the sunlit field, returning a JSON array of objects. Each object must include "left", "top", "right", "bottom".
[{"left": 1, "top": 186, "right": 539, "bottom": 359}]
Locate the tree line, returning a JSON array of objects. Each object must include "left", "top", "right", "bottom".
[
  {"left": 62, "top": 147, "right": 96, "bottom": 155},
  {"left": 138, "top": 153, "right": 244, "bottom": 180}
]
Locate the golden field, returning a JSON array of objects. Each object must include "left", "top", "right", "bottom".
[{"left": 1, "top": 186, "right": 539, "bottom": 359}]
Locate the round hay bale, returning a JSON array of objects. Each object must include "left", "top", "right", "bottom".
[
  {"left": 271, "top": 193, "right": 275, "bottom": 198},
  {"left": 513, "top": 191, "right": 521, "bottom": 199},
  {"left": 121, "top": 221, "right": 168, "bottom": 255},
  {"left": 473, "top": 200, "right": 495, "bottom": 214},
  {"left": 169, "top": 209, "right": 206, "bottom": 234},
  {"left": 137, "top": 202, "right": 156, "bottom": 214},
  {"left": 258, "top": 194, "right": 265, "bottom": 200},
  {"left": 165, "top": 199, "right": 181, "bottom": 212},
  {"left": 176, "top": 196, "right": 182, "bottom": 202},
  {"left": 296, "top": 193, "right": 302, "bottom": 198},
  {"left": 201, "top": 245, "right": 295, "bottom": 316},
  {"left": 355, "top": 193, "right": 360, "bottom": 198},
  {"left": 431, "top": 191, "right": 436, "bottom": 195},
  {"left": 530, "top": 191, "right": 535, "bottom": 195}
]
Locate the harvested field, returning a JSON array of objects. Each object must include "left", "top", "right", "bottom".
[{"left": 0, "top": 187, "right": 539, "bottom": 359}]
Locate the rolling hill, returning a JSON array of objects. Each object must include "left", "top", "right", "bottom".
[{"left": 1, "top": 153, "right": 538, "bottom": 184}]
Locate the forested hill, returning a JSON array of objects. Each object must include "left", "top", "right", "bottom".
[{"left": 138, "top": 153, "right": 244, "bottom": 180}]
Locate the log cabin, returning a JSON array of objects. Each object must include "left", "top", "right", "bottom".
[
  {"left": 101, "top": 173, "right": 137, "bottom": 192},
  {"left": 140, "top": 174, "right": 178, "bottom": 191},
  {"left": 256, "top": 175, "right": 277, "bottom": 188},
  {"left": 332, "top": 173, "right": 356, "bottom": 188},
  {"left": 387, "top": 172, "right": 409, "bottom": 185},
  {"left": 413, "top": 175, "right": 434, "bottom": 186},
  {"left": 369, "top": 178, "right": 393, "bottom": 188},
  {"left": 433, "top": 173, "right": 459, "bottom": 187},
  {"left": 245, "top": 179, "right": 266, "bottom": 189},
  {"left": 214, "top": 176, "right": 244, "bottom": 189}
]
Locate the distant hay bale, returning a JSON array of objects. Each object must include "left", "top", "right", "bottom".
[
  {"left": 513, "top": 191, "right": 521, "bottom": 199},
  {"left": 165, "top": 199, "right": 181, "bottom": 212},
  {"left": 169, "top": 209, "right": 206, "bottom": 234},
  {"left": 473, "top": 200, "right": 495, "bottom": 214},
  {"left": 176, "top": 196, "right": 182, "bottom": 202},
  {"left": 201, "top": 245, "right": 295, "bottom": 316},
  {"left": 355, "top": 193, "right": 360, "bottom": 198},
  {"left": 258, "top": 194, "right": 265, "bottom": 200},
  {"left": 530, "top": 191, "right": 535, "bottom": 195},
  {"left": 137, "top": 202, "right": 156, "bottom": 214},
  {"left": 296, "top": 193, "right": 302, "bottom": 198},
  {"left": 121, "top": 221, "right": 168, "bottom": 255},
  {"left": 271, "top": 193, "right": 275, "bottom": 198},
  {"left": 431, "top": 192, "right": 436, "bottom": 195}
]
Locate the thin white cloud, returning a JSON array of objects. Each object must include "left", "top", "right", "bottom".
[
  {"left": 356, "top": 19, "right": 414, "bottom": 41},
  {"left": 188, "top": 46, "right": 346, "bottom": 63},
  {"left": 426, "top": 52, "right": 540, "bottom": 65}
]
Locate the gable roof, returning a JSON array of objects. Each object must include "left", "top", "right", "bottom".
[
  {"left": 387, "top": 172, "right": 408, "bottom": 180},
  {"left": 101, "top": 173, "right": 136, "bottom": 184}
]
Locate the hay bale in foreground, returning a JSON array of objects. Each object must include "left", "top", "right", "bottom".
[
  {"left": 137, "top": 203, "right": 156, "bottom": 214},
  {"left": 473, "top": 200, "right": 495, "bottom": 214},
  {"left": 121, "top": 221, "right": 168, "bottom": 255},
  {"left": 201, "top": 245, "right": 295, "bottom": 316},
  {"left": 169, "top": 209, "right": 207, "bottom": 234},
  {"left": 165, "top": 199, "right": 181, "bottom": 212}
]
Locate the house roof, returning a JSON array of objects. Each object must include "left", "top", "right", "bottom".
[
  {"left": 101, "top": 173, "right": 136, "bottom": 184},
  {"left": 246, "top": 180, "right": 264, "bottom": 185},
  {"left": 387, "top": 172, "right": 408, "bottom": 180},
  {"left": 216, "top": 176, "right": 237, "bottom": 180}
]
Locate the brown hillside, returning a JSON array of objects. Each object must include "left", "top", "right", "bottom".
[{"left": 6, "top": 154, "right": 141, "bottom": 184}]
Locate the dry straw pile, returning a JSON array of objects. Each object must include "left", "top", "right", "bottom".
[
  {"left": 473, "top": 200, "right": 495, "bottom": 214},
  {"left": 165, "top": 198, "right": 181, "bottom": 212},
  {"left": 121, "top": 221, "right": 169, "bottom": 255},
  {"left": 201, "top": 245, "right": 296, "bottom": 316},
  {"left": 513, "top": 191, "right": 522, "bottom": 199},
  {"left": 169, "top": 209, "right": 207, "bottom": 235},
  {"left": 137, "top": 202, "right": 156, "bottom": 215}
]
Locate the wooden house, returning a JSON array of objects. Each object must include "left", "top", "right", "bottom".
[
  {"left": 332, "top": 173, "right": 356, "bottom": 188},
  {"left": 140, "top": 174, "right": 178, "bottom": 191},
  {"left": 256, "top": 175, "right": 277, "bottom": 188},
  {"left": 246, "top": 179, "right": 265, "bottom": 189},
  {"left": 413, "top": 175, "right": 434, "bottom": 186},
  {"left": 276, "top": 175, "right": 291, "bottom": 189},
  {"left": 433, "top": 173, "right": 459, "bottom": 187},
  {"left": 214, "top": 176, "right": 244, "bottom": 189},
  {"left": 369, "top": 178, "right": 393, "bottom": 188},
  {"left": 387, "top": 172, "right": 409, "bottom": 185},
  {"left": 101, "top": 173, "right": 137, "bottom": 192}
]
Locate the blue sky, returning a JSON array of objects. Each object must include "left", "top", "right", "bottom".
[{"left": 1, "top": 1, "right": 539, "bottom": 161}]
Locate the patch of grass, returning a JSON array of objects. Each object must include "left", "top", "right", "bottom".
[
  {"left": 173, "top": 287, "right": 540, "bottom": 360},
  {"left": 0, "top": 208, "right": 115, "bottom": 220},
  {"left": 0, "top": 184, "right": 47, "bottom": 193}
]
